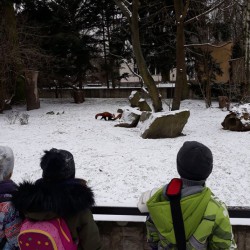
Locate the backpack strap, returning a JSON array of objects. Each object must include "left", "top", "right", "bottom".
[{"left": 166, "top": 178, "right": 186, "bottom": 250}]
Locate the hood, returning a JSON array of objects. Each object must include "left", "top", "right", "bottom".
[
  {"left": 0, "top": 180, "right": 17, "bottom": 202},
  {"left": 147, "top": 187, "right": 211, "bottom": 244},
  {"left": 0, "top": 180, "right": 17, "bottom": 194},
  {"left": 12, "top": 178, "right": 95, "bottom": 219}
]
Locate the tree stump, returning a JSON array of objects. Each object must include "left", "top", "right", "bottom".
[
  {"left": 218, "top": 96, "right": 230, "bottom": 110},
  {"left": 25, "top": 70, "right": 40, "bottom": 111},
  {"left": 72, "top": 89, "right": 85, "bottom": 104}
]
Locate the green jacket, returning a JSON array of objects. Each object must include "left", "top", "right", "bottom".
[
  {"left": 146, "top": 187, "right": 237, "bottom": 249},
  {"left": 12, "top": 178, "right": 102, "bottom": 250}
]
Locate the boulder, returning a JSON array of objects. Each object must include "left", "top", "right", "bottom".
[
  {"left": 221, "top": 103, "right": 250, "bottom": 131},
  {"left": 139, "top": 111, "right": 152, "bottom": 123},
  {"left": 138, "top": 98, "right": 152, "bottom": 111},
  {"left": 115, "top": 107, "right": 141, "bottom": 128},
  {"left": 140, "top": 109, "right": 190, "bottom": 139},
  {"left": 128, "top": 91, "right": 141, "bottom": 107}
]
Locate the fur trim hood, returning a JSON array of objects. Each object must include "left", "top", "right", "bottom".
[{"left": 12, "top": 178, "right": 95, "bottom": 218}]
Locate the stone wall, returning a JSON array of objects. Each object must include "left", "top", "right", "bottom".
[{"left": 96, "top": 222, "right": 250, "bottom": 250}]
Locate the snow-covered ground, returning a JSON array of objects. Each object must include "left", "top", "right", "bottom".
[{"left": 0, "top": 98, "right": 249, "bottom": 208}]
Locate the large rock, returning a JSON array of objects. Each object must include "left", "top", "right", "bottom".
[
  {"left": 140, "top": 109, "right": 190, "bottom": 139},
  {"left": 138, "top": 98, "right": 152, "bottom": 111},
  {"left": 128, "top": 91, "right": 141, "bottom": 107},
  {"left": 115, "top": 107, "right": 142, "bottom": 128},
  {"left": 221, "top": 103, "right": 250, "bottom": 131},
  {"left": 139, "top": 111, "right": 152, "bottom": 123}
]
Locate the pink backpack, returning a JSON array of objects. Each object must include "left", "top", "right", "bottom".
[{"left": 18, "top": 218, "right": 78, "bottom": 250}]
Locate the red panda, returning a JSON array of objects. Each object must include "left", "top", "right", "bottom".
[
  {"left": 95, "top": 112, "right": 115, "bottom": 120},
  {"left": 115, "top": 113, "right": 122, "bottom": 120},
  {"left": 95, "top": 112, "right": 122, "bottom": 121}
]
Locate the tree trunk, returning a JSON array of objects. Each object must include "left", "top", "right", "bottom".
[
  {"left": 0, "top": 1, "right": 21, "bottom": 111},
  {"left": 244, "top": 0, "right": 250, "bottom": 95},
  {"left": 172, "top": 0, "right": 189, "bottom": 111},
  {"left": 113, "top": 0, "right": 162, "bottom": 112},
  {"left": 72, "top": 89, "right": 85, "bottom": 103},
  {"left": 205, "top": 80, "right": 211, "bottom": 108},
  {"left": 24, "top": 70, "right": 40, "bottom": 111},
  {"left": 131, "top": 0, "right": 162, "bottom": 112},
  {"left": 0, "top": 86, "right": 5, "bottom": 113}
]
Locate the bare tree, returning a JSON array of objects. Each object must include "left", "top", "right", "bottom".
[
  {"left": 113, "top": 0, "right": 163, "bottom": 112},
  {"left": 172, "top": 0, "right": 190, "bottom": 111},
  {"left": 113, "top": 0, "right": 232, "bottom": 111}
]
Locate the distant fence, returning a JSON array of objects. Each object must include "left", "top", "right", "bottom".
[
  {"left": 39, "top": 87, "right": 175, "bottom": 99},
  {"left": 92, "top": 206, "right": 250, "bottom": 250}
]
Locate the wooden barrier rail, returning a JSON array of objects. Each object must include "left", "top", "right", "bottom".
[
  {"left": 92, "top": 206, "right": 250, "bottom": 219},
  {"left": 92, "top": 206, "right": 250, "bottom": 249}
]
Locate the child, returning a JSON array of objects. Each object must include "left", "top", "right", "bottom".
[
  {"left": 0, "top": 146, "right": 22, "bottom": 249},
  {"left": 12, "top": 148, "right": 102, "bottom": 250},
  {"left": 138, "top": 141, "right": 237, "bottom": 249}
]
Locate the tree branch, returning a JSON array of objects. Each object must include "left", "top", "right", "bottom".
[
  {"left": 113, "top": 0, "right": 132, "bottom": 20},
  {"left": 184, "top": 0, "right": 227, "bottom": 25},
  {"left": 109, "top": 52, "right": 149, "bottom": 94},
  {"left": 184, "top": 41, "right": 232, "bottom": 48}
]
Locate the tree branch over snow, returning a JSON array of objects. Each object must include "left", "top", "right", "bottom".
[
  {"left": 184, "top": 41, "right": 232, "bottom": 48},
  {"left": 120, "top": 59, "right": 149, "bottom": 94},
  {"left": 109, "top": 52, "right": 149, "bottom": 94},
  {"left": 113, "top": 0, "right": 132, "bottom": 20},
  {"left": 184, "top": 0, "right": 227, "bottom": 25}
]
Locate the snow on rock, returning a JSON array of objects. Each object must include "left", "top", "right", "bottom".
[
  {"left": 128, "top": 91, "right": 141, "bottom": 107},
  {"left": 140, "top": 109, "right": 190, "bottom": 139},
  {"left": 230, "top": 103, "right": 250, "bottom": 127}
]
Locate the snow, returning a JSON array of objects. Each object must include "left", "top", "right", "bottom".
[
  {"left": 129, "top": 91, "right": 137, "bottom": 99},
  {"left": 0, "top": 98, "right": 250, "bottom": 209},
  {"left": 157, "top": 82, "right": 175, "bottom": 88},
  {"left": 230, "top": 103, "right": 250, "bottom": 126}
]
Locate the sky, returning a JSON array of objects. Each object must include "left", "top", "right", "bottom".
[{"left": 0, "top": 97, "right": 249, "bottom": 209}]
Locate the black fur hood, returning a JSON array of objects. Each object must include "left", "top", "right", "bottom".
[{"left": 12, "top": 178, "right": 95, "bottom": 218}]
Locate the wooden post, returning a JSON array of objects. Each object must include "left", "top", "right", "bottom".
[{"left": 24, "top": 70, "right": 40, "bottom": 111}]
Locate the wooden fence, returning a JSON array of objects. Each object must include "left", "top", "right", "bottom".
[{"left": 39, "top": 86, "right": 175, "bottom": 99}]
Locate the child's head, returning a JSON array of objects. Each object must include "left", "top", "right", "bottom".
[
  {"left": 0, "top": 146, "right": 14, "bottom": 181},
  {"left": 177, "top": 141, "right": 213, "bottom": 181},
  {"left": 40, "top": 148, "right": 75, "bottom": 181}
]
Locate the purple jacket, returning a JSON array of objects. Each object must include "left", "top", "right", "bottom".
[{"left": 0, "top": 180, "right": 22, "bottom": 250}]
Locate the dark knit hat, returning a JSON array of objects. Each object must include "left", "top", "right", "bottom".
[
  {"left": 177, "top": 141, "right": 213, "bottom": 181},
  {"left": 40, "top": 148, "right": 75, "bottom": 181}
]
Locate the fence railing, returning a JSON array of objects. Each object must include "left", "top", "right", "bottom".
[
  {"left": 92, "top": 206, "right": 250, "bottom": 218},
  {"left": 92, "top": 206, "right": 250, "bottom": 249},
  {"left": 92, "top": 206, "right": 250, "bottom": 225}
]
